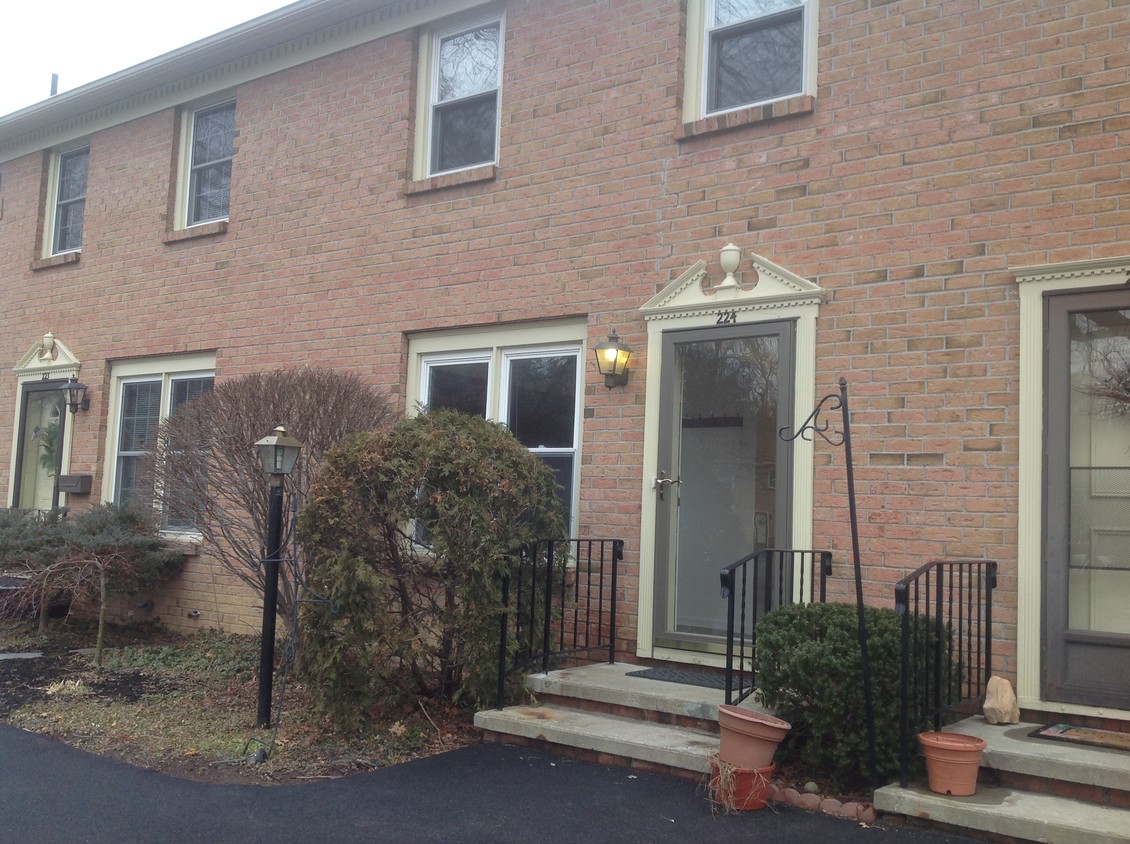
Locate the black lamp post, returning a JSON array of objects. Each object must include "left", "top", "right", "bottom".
[{"left": 254, "top": 425, "right": 302, "bottom": 728}]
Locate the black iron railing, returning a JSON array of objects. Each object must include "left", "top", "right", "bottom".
[
  {"left": 895, "top": 559, "right": 997, "bottom": 788},
  {"left": 720, "top": 548, "right": 833, "bottom": 705},
  {"left": 495, "top": 538, "right": 623, "bottom": 709}
]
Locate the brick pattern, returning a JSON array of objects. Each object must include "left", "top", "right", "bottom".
[{"left": 0, "top": 1, "right": 1126, "bottom": 676}]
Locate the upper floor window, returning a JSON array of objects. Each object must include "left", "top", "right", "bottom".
[
  {"left": 683, "top": 0, "right": 817, "bottom": 123},
  {"left": 427, "top": 17, "right": 502, "bottom": 176},
  {"left": 50, "top": 146, "right": 89, "bottom": 255},
  {"left": 706, "top": 0, "right": 809, "bottom": 113},
  {"left": 186, "top": 100, "right": 235, "bottom": 226}
]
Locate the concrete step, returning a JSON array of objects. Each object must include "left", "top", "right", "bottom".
[
  {"left": 874, "top": 782, "right": 1130, "bottom": 844},
  {"left": 474, "top": 703, "right": 719, "bottom": 775},
  {"left": 524, "top": 662, "right": 737, "bottom": 727},
  {"left": 947, "top": 718, "right": 1130, "bottom": 798},
  {"left": 876, "top": 717, "right": 1130, "bottom": 842}
]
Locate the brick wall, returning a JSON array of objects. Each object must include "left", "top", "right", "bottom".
[{"left": 0, "top": 0, "right": 1126, "bottom": 673}]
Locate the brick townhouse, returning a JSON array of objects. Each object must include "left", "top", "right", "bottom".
[{"left": 0, "top": 0, "right": 1127, "bottom": 738}]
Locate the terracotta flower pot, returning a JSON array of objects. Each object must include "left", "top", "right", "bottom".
[
  {"left": 717, "top": 704, "right": 791, "bottom": 769},
  {"left": 709, "top": 758, "right": 775, "bottom": 812},
  {"left": 918, "top": 731, "right": 986, "bottom": 796}
]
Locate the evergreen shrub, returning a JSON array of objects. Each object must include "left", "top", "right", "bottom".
[
  {"left": 297, "top": 409, "right": 566, "bottom": 729},
  {"left": 755, "top": 601, "right": 952, "bottom": 791}
]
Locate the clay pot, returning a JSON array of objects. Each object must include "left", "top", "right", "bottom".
[
  {"left": 709, "top": 758, "right": 775, "bottom": 812},
  {"left": 717, "top": 704, "right": 791, "bottom": 769},
  {"left": 918, "top": 731, "right": 986, "bottom": 796}
]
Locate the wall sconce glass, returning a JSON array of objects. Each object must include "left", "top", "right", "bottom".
[
  {"left": 594, "top": 329, "right": 632, "bottom": 389},
  {"left": 62, "top": 376, "right": 89, "bottom": 413}
]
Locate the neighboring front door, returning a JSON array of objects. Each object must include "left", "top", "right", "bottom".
[
  {"left": 1045, "top": 289, "right": 1130, "bottom": 709},
  {"left": 12, "top": 380, "right": 67, "bottom": 510},
  {"left": 653, "top": 321, "right": 794, "bottom": 653}
]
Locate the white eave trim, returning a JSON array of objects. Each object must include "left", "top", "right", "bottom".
[{"left": 0, "top": 0, "right": 475, "bottom": 164}]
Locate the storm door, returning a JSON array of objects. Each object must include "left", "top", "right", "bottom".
[
  {"left": 653, "top": 321, "right": 794, "bottom": 652},
  {"left": 12, "top": 379, "right": 68, "bottom": 510},
  {"left": 1045, "top": 289, "right": 1130, "bottom": 709}
]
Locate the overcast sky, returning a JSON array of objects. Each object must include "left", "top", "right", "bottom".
[{"left": 1, "top": 0, "right": 297, "bottom": 118}]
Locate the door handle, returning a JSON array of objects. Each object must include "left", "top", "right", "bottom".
[{"left": 654, "top": 471, "right": 682, "bottom": 500}]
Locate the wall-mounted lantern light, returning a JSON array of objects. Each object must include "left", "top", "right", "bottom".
[
  {"left": 594, "top": 329, "right": 632, "bottom": 389},
  {"left": 62, "top": 376, "right": 89, "bottom": 413}
]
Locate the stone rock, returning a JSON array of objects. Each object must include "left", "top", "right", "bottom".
[
  {"left": 803, "top": 780, "right": 821, "bottom": 794},
  {"left": 796, "top": 792, "right": 822, "bottom": 811},
  {"left": 858, "top": 805, "right": 878, "bottom": 824},
  {"left": 819, "top": 798, "right": 842, "bottom": 815},
  {"left": 983, "top": 675, "right": 1019, "bottom": 724}
]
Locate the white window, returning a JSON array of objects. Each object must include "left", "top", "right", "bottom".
[
  {"left": 424, "top": 16, "right": 503, "bottom": 176},
  {"left": 686, "top": 0, "right": 817, "bottom": 120},
  {"left": 104, "top": 355, "right": 215, "bottom": 513},
  {"left": 49, "top": 146, "right": 89, "bottom": 255},
  {"left": 410, "top": 322, "right": 584, "bottom": 532},
  {"left": 185, "top": 100, "right": 235, "bottom": 226}
]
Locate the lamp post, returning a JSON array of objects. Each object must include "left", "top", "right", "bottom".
[{"left": 254, "top": 425, "right": 302, "bottom": 728}]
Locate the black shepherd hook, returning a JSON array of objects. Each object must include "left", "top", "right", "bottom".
[
  {"left": 779, "top": 382, "right": 845, "bottom": 446},
  {"left": 779, "top": 377, "right": 878, "bottom": 790}
]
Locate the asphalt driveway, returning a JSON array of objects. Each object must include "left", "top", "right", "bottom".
[{"left": 1, "top": 724, "right": 979, "bottom": 844}]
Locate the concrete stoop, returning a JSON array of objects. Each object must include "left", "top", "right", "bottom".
[
  {"left": 874, "top": 717, "right": 1130, "bottom": 844},
  {"left": 474, "top": 662, "right": 746, "bottom": 780}
]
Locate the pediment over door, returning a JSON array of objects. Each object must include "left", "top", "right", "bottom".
[
  {"left": 13, "top": 333, "right": 81, "bottom": 381},
  {"left": 641, "top": 253, "right": 823, "bottom": 322}
]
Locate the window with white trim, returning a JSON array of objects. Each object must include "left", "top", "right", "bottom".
[
  {"left": 185, "top": 100, "right": 235, "bottom": 226},
  {"left": 105, "top": 356, "right": 215, "bottom": 516},
  {"left": 49, "top": 146, "right": 89, "bottom": 255},
  {"left": 422, "top": 15, "right": 503, "bottom": 177},
  {"left": 410, "top": 323, "right": 583, "bottom": 532},
  {"left": 685, "top": 0, "right": 817, "bottom": 119}
]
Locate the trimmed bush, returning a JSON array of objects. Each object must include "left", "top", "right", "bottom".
[
  {"left": 297, "top": 409, "right": 566, "bottom": 729},
  {"left": 755, "top": 602, "right": 909, "bottom": 791}
]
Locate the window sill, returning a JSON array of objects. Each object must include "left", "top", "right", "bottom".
[
  {"left": 676, "top": 95, "right": 815, "bottom": 141},
  {"left": 405, "top": 164, "right": 497, "bottom": 196},
  {"left": 163, "top": 220, "right": 228, "bottom": 244},
  {"left": 30, "top": 252, "right": 80, "bottom": 271}
]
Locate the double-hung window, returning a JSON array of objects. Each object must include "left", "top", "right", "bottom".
[
  {"left": 413, "top": 325, "right": 583, "bottom": 532},
  {"left": 427, "top": 17, "right": 502, "bottom": 176},
  {"left": 696, "top": 0, "right": 814, "bottom": 117},
  {"left": 108, "top": 356, "right": 214, "bottom": 515},
  {"left": 186, "top": 100, "right": 235, "bottom": 226},
  {"left": 50, "top": 146, "right": 89, "bottom": 255}
]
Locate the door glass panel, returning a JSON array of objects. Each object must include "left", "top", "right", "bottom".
[
  {"left": 16, "top": 388, "right": 65, "bottom": 510},
  {"left": 1066, "top": 308, "right": 1130, "bottom": 635},
  {"left": 666, "top": 331, "right": 785, "bottom": 639}
]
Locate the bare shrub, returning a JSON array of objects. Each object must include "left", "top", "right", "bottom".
[{"left": 148, "top": 368, "right": 395, "bottom": 632}]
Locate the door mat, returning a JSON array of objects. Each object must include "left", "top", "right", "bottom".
[
  {"left": 626, "top": 666, "right": 751, "bottom": 692},
  {"left": 1029, "top": 723, "right": 1130, "bottom": 753}
]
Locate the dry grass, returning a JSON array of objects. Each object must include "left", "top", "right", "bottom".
[{"left": 0, "top": 619, "right": 476, "bottom": 784}]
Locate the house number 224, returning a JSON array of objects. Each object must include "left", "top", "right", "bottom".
[{"left": 715, "top": 309, "right": 738, "bottom": 325}]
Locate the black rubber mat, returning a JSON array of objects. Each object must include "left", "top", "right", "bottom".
[{"left": 625, "top": 666, "right": 751, "bottom": 691}]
